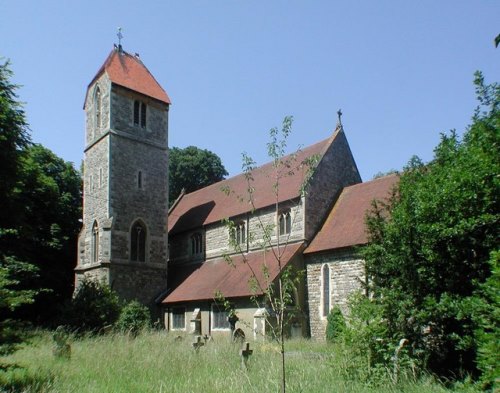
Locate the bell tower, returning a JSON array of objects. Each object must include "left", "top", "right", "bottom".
[{"left": 75, "top": 45, "right": 170, "bottom": 308}]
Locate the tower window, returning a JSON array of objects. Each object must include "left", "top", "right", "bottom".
[
  {"left": 95, "top": 86, "right": 102, "bottom": 130},
  {"left": 191, "top": 233, "right": 203, "bottom": 255},
  {"left": 322, "top": 264, "right": 330, "bottom": 317},
  {"left": 133, "top": 101, "right": 140, "bottom": 125},
  {"left": 137, "top": 171, "right": 143, "bottom": 189},
  {"left": 133, "top": 100, "right": 147, "bottom": 128},
  {"left": 141, "top": 102, "right": 147, "bottom": 128},
  {"left": 131, "top": 220, "right": 147, "bottom": 262},
  {"left": 279, "top": 210, "right": 292, "bottom": 236},
  {"left": 91, "top": 221, "right": 99, "bottom": 263}
]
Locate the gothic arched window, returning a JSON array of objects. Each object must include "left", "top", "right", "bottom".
[
  {"left": 91, "top": 221, "right": 99, "bottom": 263},
  {"left": 322, "top": 264, "right": 330, "bottom": 317},
  {"left": 279, "top": 210, "right": 292, "bottom": 236},
  {"left": 131, "top": 220, "right": 147, "bottom": 262},
  {"left": 133, "top": 100, "right": 147, "bottom": 128},
  {"left": 191, "top": 233, "right": 203, "bottom": 256},
  {"left": 94, "top": 86, "right": 102, "bottom": 130}
]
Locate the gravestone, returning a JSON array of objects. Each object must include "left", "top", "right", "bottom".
[
  {"left": 240, "top": 342, "right": 253, "bottom": 370},
  {"left": 52, "top": 326, "right": 71, "bottom": 360},
  {"left": 192, "top": 335, "right": 204, "bottom": 353}
]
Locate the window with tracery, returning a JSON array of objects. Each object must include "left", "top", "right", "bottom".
[
  {"left": 231, "top": 222, "right": 246, "bottom": 245},
  {"left": 131, "top": 221, "right": 146, "bottom": 262},
  {"left": 191, "top": 233, "right": 203, "bottom": 255},
  {"left": 279, "top": 210, "right": 292, "bottom": 236}
]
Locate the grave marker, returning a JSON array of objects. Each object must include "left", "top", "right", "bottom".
[{"left": 240, "top": 341, "right": 253, "bottom": 370}]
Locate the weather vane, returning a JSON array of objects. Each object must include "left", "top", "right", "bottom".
[{"left": 117, "top": 27, "right": 123, "bottom": 47}]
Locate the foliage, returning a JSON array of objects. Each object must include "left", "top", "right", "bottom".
[
  {"left": 0, "top": 256, "right": 37, "bottom": 357},
  {"left": 362, "top": 72, "right": 499, "bottom": 380},
  {"left": 325, "top": 306, "right": 346, "bottom": 343},
  {"left": 471, "top": 251, "right": 500, "bottom": 390},
  {"left": 0, "top": 59, "right": 82, "bottom": 327},
  {"left": 0, "top": 59, "right": 37, "bottom": 360},
  {"left": 11, "top": 144, "right": 82, "bottom": 323},
  {"left": 115, "top": 300, "right": 151, "bottom": 336},
  {"left": 169, "top": 145, "right": 228, "bottom": 205},
  {"left": 60, "top": 278, "right": 121, "bottom": 334},
  {"left": 0, "top": 59, "right": 31, "bottom": 227}
]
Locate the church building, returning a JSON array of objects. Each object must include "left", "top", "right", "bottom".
[{"left": 75, "top": 46, "right": 397, "bottom": 340}]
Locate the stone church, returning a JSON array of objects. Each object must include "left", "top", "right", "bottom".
[{"left": 75, "top": 46, "right": 397, "bottom": 340}]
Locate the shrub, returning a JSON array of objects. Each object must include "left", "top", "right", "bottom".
[
  {"left": 115, "top": 300, "right": 151, "bottom": 336},
  {"left": 326, "top": 307, "right": 345, "bottom": 343},
  {"left": 60, "top": 278, "right": 121, "bottom": 333}
]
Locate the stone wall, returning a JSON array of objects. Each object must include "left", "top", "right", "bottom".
[
  {"left": 304, "top": 131, "right": 361, "bottom": 241},
  {"left": 170, "top": 199, "right": 305, "bottom": 263},
  {"left": 306, "top": 248, "right": 365, "bottom": 340}
]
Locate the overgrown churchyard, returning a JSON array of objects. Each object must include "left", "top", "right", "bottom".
[{"left": 0, "top": 33, "right": 498, "bottom": 392}]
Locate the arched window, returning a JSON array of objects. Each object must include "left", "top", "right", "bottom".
[
  {"left": 133, "top": 100, "right": 140, "bottom": 125},
  {"left": 131, "top": 220, "right": 147, "bottom": 262},
  {"left": 133, "top": 100, "right": 147, "bottom": 128},
  {"left": 322, "top": 264, "right": 330, "bottom": 317},
  {"left": 191, "top": 233, "right": 203, "bottom": 255},
  {"left": 279, "top": 210, "right": 292, "bottom": 236},
  {"left": 91, "top": 221, "right": 99, "bottom": 263},
  {"left": 230, "top": 222, "right": 246, "bottom": 245},
  {"left": 140, "top": 102, "right": 147, "bottom": 128},
  {"left": 94, "top": 86, "right": 101, "bottom": 130}
]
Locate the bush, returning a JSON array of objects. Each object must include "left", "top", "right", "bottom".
[
  {"left": 326, "top": 307, "right": 345, "bottom": 343},
  {"left": 60, "top": 278, "right": 121, "bottom": 334},
  {"left": 115, "top": 300, "right": 150, "bottom": 336}
]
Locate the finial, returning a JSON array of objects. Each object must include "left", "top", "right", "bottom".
[
  {"left": 337, "top": 109, "right": 342, "bottom": 126},
  {"left": 117, "top": 27, "right": 123, "bottom": 52}
]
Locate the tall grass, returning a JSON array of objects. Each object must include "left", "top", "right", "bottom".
[{"left": 0, "top": 331, "right": 480, "bottom": 393}]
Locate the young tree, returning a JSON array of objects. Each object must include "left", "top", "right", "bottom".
[
  {"left": 222, "top": 116, "right": 317, "bottom": 393},
  {"left": 363, "top": 72, "right": 499, "bottom": 379},
  {"left": 169, "top": 146, "right": 228, "bottom": 205}
]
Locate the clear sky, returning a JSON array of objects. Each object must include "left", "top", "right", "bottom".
[{"left": 1, "top": 1, "right": 499, "bottom": 180}]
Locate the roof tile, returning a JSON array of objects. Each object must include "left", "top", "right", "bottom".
[
  {"left": 163, "top": 242, "right": 304, "bottom": 304},
  {"left": 304, "top": 174, "right": 398, "bottom": 253},
  {"left": 168, "top": 133, "right": 340, "bottom": 234},
  {"left": 88, "top": 48, "right": 171, "bottom": 105}
]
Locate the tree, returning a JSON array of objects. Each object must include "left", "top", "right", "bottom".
[
  {"left": 169, "top": 146, "right": 228, "bottom": 205},
  {"left": 222, "top": 116, "right": 317, "bottom": 393},
  {"left": 363, "top": 72, "right": 499, "bottom": 379},
  {"left": 0, "top": 59, "right": 36, "bottom": 357},
  {"left": 11, "top": 144, "right": 82, "bottom": 323}
]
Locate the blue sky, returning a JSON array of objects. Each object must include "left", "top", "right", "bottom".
[{"left": 1, "top": 1, "right": 499, "bottom": 180}]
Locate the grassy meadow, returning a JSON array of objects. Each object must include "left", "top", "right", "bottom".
[{"left": 0, "top": 331, "right": 481, "bottom": 393}]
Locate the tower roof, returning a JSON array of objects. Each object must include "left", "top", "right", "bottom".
[{"left": 86, "top": 47, "right": 171, "bottom": 106}]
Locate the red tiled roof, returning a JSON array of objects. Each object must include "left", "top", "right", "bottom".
[
  {"left": 168, "top": 132, "right": 340, "bottom": 235},
  {"left": 86, "top": 48, "right": 171, "bottom": 105},
  {"left": 163, "top": 242, "right": 304, "bottom": 304},
  {"left": 304, "top": 174, "right": 399, "bottom": 253}
]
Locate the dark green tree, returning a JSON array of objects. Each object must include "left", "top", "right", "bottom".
[
  {"left": 11, "top": 144, "right": 82, "bottom": 323},
  {"left": 0, "top": 60, "right": 36, "bottom": 357},
  {"left": 169, "top": 146, "right": 228, "bottom": 205},
  {"left": 363, "top": 72, "right": 499, "bottom": 379}
]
